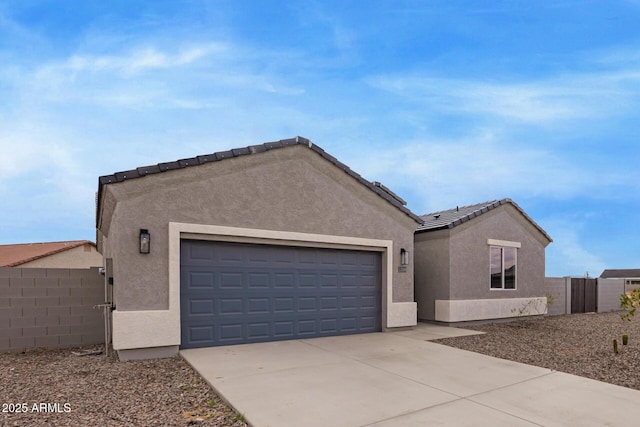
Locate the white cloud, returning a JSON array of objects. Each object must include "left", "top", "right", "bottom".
[
  {"left": 63, "top": 44, "right": 225, "bottom": 75},
  {"left": 345, "top": 132, "right": 623, "bottom": 214},
  {"left": 543, "top": 219, "right": 607, "bottom": 277},
  {"left": 366, "top": 68, "right": 640, "bottom": 124},
  {"left": 6, "top": 41, "right": 306, "bottom": 110}
]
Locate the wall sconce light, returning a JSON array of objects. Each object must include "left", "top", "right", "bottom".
[
  {"left": 139, "top": 229, "right": 150, "bottom": 254},
  {"left": 400, "top": 248, "right": 409, "bottom": 266}
]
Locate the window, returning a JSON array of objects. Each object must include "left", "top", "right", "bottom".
[{"left": 490, "top": 246, "right": 517, "bottom": 290}]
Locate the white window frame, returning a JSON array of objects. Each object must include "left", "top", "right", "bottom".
[{"left": 488, "top": 239, "right": 520, "bottom": 291}]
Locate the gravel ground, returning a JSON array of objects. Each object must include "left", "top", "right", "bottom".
[
  {"left": 434, "top": 311, "right": 640, "bottom": 391},
  {"left": 0, "top": 346, "right": 247, "bottom": 427},
  {"left": 2, "top": 312, "right": 638, "bottom": 426}
]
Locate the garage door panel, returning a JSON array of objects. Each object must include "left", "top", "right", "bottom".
[
  {"left": 245, "top": 247, "right": 270, "bottom": 265},
  {"left": 339, "top": 296, "right": 358, "bottom": 309},
  {"left": 273, "top": 298, "right": 294, "bottom": 313},
  {"left": 360, "top": 295, "right": 377, "bottom": 309},
  {"left": 340, "top": 317, "right": 357, "bottom": 331},
  {"left": 187, "top": 244, "right": 215, "bottom": 261},
  {"left": 181, "top": 240, "right": 381, "bottom": 348},
  {"left": 187, "top": 325, "right": 215, "bottom": 343},
  {"left": 320, "top": 296, "right": 338, "bottom": 310},
  {"left": 273, "top": 321, "right": 294, "bottom": 337},
  {"left": 297, "top": 297, "right": 317, "bottom": 311},
  {"left": 247, "top": 272, "right": 269, "bottom": 288},
  {"left": 247, "top": 298, "right": 270, "bottom": 314},
  {"left": 247, "top": 322, "right": 270, "bottom": 339},
  {"left": 359, "top": 316, "right": 377, "bottom": 329},
  {"left": 219, "top": 272, "right": 243, "bottom": 289},
  {"left": 219, "top": 298, "right": 243, "bottom": 314},
  {"left": 297, "top": 272, "right": 318, "bottom": 288},
  {"left": 274, "top": 272, "right": 295, "bottom": 288},
  {"left": 219, "top": 324, "right": 243, "bottom": 342},
  {"left": 297, "top": 319, "right": 317, "bottom": 334},
  {"left": 219, "top": 245, "right": 244, "bottom": 264},
  {"left": 188, "top": 272, "right": 215, "bottom": 288},
  {"left": 320, "top": 319, "right": 337, "bottom": 332},
  {"left": 319, "top": 252, "right": 339, "bottom": 265},
  {"left": 320, "top": 274, "right": 338, "bottom": 287},
  {"left": 187, "top": 298, "right": 215, "bottom": 316}
]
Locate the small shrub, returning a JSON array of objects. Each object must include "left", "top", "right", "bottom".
[
  {"left": 621, "top": 288, "right": 640, "bottom": 321},
  {"left": 613, "top": 339, "right": 619, "bottom": 354},
  {"left": 623, "top": 334, "right": 629, "bottom": 345}
]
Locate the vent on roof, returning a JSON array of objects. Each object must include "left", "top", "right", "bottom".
[
  {"left": 434, "top": 214, "right": 440, "bottom": 219},
  {"left": 372, "top": 181, "right": 407, "bottom": 206}
]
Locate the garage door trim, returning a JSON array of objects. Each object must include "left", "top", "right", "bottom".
[
  {"left": 172, "top": 223, "right": 393, "bottom": 345},
  {"left": 111, "top": 222, "right": 403, "bottom": 350}
]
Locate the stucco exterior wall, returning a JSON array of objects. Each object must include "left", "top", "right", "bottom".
[
  {"left": 448, "top": 205, "right": 547, "bottom": 300},
  {"left": 99, "top": 145, "right": 418, "bottom": 350},
  {"left": 414, "top": 229, "right": 450, "bottom": 321},
  {"left": 415, "top": 204, "right": 550, "bottom": 322},
  {"left": 18, "top": 245, "right": 103, "bottom": 269}
]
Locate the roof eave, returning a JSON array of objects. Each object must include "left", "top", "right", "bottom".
[{"left": 96, "top": 137, "right": 424, "bottom": 228}]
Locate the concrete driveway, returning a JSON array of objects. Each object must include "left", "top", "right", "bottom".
[{"left": 181, "top": 324, "right": 640, "bottom": 427}]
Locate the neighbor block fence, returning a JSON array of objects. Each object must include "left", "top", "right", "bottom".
[
  {"left": 546, "top": 276, "right": 640, "bottom": 316},
  {"left": 0, "top": 267, "right": 105, "bottom": 352}
]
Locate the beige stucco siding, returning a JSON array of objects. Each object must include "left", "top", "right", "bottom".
[
  {"left": 415, "top": 203, "right": 550, "bottom": 322},
  {"left": 449, "top": 205, "right": 547, "bottom": 300},
  {"left": 101, "top": 145, "right": 417, "bottom": 312},
  {"left": 414, "top": 229, "right": 450, "bottom": 321}
]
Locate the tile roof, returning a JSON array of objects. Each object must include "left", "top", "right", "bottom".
[
  {"left": 97, "top": 136, "right": 423, "bottom": 224},
  {"left": 600, "top": 269, "right": 640, "bottom": 278},
  {"left": 416, "top": 198, "right": 552, "bottom": 242},
  {"left": 0, "top": 240, "right": 95, "bottom": 267}
]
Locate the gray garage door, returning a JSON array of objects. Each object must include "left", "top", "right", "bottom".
[{"left": 180, "top": 240, "right": 381, "bottom": 348}]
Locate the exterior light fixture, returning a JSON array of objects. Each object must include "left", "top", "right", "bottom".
[
  {"left": 400, "top": 248, "right": 409, "bottom": 266},
  {"left": 139, "top": 229, "right": 150, "bottom": 254}
]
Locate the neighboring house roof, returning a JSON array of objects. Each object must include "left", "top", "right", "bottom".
[
  {"left": 97, "top": 136, "right": 423, "bottom": 224},
  {"left": 416, "top": 198, "right": 552, "bottom": 242},
  {"left": 600, "top": 269, "right": 640, "bottom": 279},
  {"left": 0, "top": 240, "right": 96, "bottom": 267}
]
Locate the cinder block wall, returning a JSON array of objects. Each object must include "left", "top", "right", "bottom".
[
  {"left": 597, "top": 278, "right": 624, "bottom": 313},
  {"left": 0, "top": 267, "right": 105, "bottom": 351},
  {"left": 597, "top": 278, "right": 640, "bottom": 313},
  {"left": 545, "top": 277, "right": 571, "bottom": 316}
]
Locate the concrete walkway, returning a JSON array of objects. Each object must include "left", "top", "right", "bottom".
[{"left": 181, "top": 324, "right": 640, "bottom": 427}]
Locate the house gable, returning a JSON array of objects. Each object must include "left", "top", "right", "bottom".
[
  {"left": 414, "top": 199, "right": 551, "bottom": 323},
  {"left": 417, "top": 198, "right": 552, "bottom": 245},
  {"left": 97, "top": 137, "right": 422, "bottom": 237},
  {"left": 96, "top": 137, "right": 420, "bottom": 357},
  {"left": 0, "top": 241, "right": 101, "bottom": 268}
]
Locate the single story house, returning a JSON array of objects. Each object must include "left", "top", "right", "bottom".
[
  {"left": 0, "top": 240, "right": 102, "bottom": 268},
  {"left": 414, "top": 199, "right": 552, "bottom": 324},
  {"left": 600, "top": 269, "right": 640, "bottom": 286},
  {"left": 96, "top": 137, "right": 422, "bottom": 360}
]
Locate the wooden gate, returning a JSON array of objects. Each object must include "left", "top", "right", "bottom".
[{"left": 571, "top": 278, "right": 597, "bottom": 313}]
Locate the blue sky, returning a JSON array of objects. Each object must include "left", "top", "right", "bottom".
[{"left": 1, "top": 1, "right": 639, "bottom": 277}]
